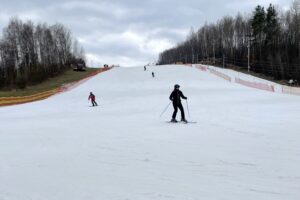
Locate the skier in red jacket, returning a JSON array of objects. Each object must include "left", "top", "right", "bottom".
[{"left": 88, "top": 92, "right": 98, "bottom": 106}]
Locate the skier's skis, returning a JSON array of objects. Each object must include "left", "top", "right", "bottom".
[
  {"left": 181, "top": 121, "right": 197, "bottom": 124},
  {"left": 166, "top": 120, "right": 197, "bottom": 124}
]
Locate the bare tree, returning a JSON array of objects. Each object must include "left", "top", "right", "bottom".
[
  {"left": 158, "top": 1, "right": 300, "bottom": 82},
  {"left": 0, "top": 17, "right": 86, "bottom": 89}
]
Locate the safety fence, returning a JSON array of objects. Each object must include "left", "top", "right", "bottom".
[
  {"left": 0, "top": 89, "right": 59, "bottom": 106},
  {"left": 235, "top": 78, "right": 275, "bottom": 92},
  {"left": 184, "top": 63, "right": 300, "bottom": 96},
  {"left": 194, "top": 64, "right": 207, "bottom": 71},
  {"left": 208, "top": 68, "right": 232, "bottom": 82},
  {"left": 282, "top": 85, "right": 300, "bottom": 95},
  {"left": 192, "top": 64, "right": 277, "bottom": 93},
  {"left": 0, "top": 67, "right": 112, "bottom": 107}
]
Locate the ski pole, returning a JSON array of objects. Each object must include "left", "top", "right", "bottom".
[
  {"left": 186, "top": 99, "right": 191, "bottom": 119},
  {"left": 160, "top": 102, "right": 171, "bottom": 117}
]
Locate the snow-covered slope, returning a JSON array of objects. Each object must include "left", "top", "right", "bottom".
[{"left": 1, "top": 65, "right": 300, "bottom": 200}]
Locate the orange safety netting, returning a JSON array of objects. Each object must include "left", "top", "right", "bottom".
[{"left": 0, "top": 67, "right": 112, "bottom": 107}]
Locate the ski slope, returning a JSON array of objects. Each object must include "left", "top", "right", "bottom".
[{"left": 1, "top": 65, "right": 300, "bottom": 200}]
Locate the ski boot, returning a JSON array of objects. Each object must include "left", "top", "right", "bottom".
[
  {"left": 181, "top": 118, "right": 188, "bottom": 123},
  {"left": 171, "top": 118, "right": 178, "bottom": 123}
]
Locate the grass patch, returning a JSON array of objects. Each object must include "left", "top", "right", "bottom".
[{"left": 0, "top": 68, "right": 99, "bottom": 97}]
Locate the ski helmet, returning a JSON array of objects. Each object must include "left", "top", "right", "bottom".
[{"left": 174, "top": 84, "right": 180, "bottom": 89}]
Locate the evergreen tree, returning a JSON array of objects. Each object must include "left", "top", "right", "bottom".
[
  {"left": 265, "top": 4, "right": 280, "bottom": 46},
  {"left": 251, "top": 5, "right": 266, "bottom": 72},
  {"left": 264, "top": 4, "right": 281, "bottom": 78},
  {"left": 158, "top": 2, "right": 300, "bottom": 83},
  {"left": 251, "top": 5, "right": 266, "bottom": 43}
]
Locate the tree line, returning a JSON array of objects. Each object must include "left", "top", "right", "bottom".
[
  {"left": 158, "top": 0, "right": 300, "bottom": 82},
  {"left": 0, "top": 18, "right": 85, "bottom": 89}
]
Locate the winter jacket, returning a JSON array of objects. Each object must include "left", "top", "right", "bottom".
[
  {"left": 88, "top": 94, "right": 95, "bottom": 101},
  {"left": 169, "top": 89, "right": 187, "bottom": 104}
]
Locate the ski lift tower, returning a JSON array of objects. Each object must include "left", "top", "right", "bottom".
[{"left": 247, "top": 34, "right": 255, "bottom": 73}]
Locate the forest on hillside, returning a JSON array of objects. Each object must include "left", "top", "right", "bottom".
[
  {"left": 0, "top": 18, "right": 85, "bottom": 89},
  {"left": 158, "top": 0, "right": 300, "bottom": 82}
]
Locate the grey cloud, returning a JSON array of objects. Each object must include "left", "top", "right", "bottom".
[{"left": 0, "top": 0, "right": 293, "bottom": 67}]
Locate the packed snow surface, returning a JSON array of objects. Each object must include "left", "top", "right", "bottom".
[{"left": 1, "top": 65, "right": 300, "bottom": 200}]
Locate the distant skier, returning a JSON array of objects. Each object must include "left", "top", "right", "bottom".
[
  {"left": 152, "top": 72, "right": 155, "bottom": 78},
  {"left": 169, "top": 84, "right": 187, "bottom": 122},
  {"left": 88, "top": 92, "right": 98, "bottom": 106},
  {"left": 144, "top": 66, "right": 147, "bottom": 71}
]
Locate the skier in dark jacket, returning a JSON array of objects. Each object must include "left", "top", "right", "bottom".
[
  {"left": 169, "top": 84, "right": 187, "bottom": 122},
  {"left": 88, "top": 92, "right": 98, "bottom": 106}
]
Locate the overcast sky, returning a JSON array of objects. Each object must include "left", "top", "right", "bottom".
[{"left": 0, "top": 0, "right": 293, "bottom": 67}]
